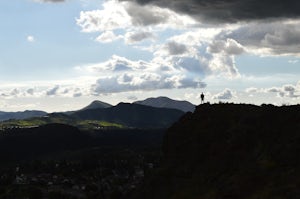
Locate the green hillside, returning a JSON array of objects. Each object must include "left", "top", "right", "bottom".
[{"left": 0, "top": 114, "right": 124, "bottom": 130}]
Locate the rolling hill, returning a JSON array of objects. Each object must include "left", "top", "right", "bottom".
[
  {"left": 72, "top": 102, "right": 185, "bottom": 128},
  {"left": 0, "top": 110, "right": 47, "bottom": 121},
  {"left": 134, "top": 96, "right": 195, "bottom": 112},
  {"left": 80, "top": 100, "right": 112, "bottom": 110}
]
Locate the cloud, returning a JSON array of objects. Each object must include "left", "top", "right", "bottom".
[
  {"left": 91, "top": 73, "right": 205, "bottom": 95},
  {"left": 245, "top": 87, "right": 259, "bottom": 93},
  {"left": 213, "top": 88, "right": 235, "bottom": 100},
  {"left": 123, "top": 1, "right": 195, "bottom": 27},
  {"left": 288, "top": 60, "right": 299, "bottom": 64},
  {"left": 125, "top": 31, "right": 155, "bottom": 44},
  {"left": 223, "top": 20, "right": 300, "bottom": 56},
  {"left": 208, "top": 39, "right": 245, "bottom": 55},
  {"left": 266, "top": 84, "right": 300, "bottom": 98},
  {"left": 46, "top": 85, "right": 60, "bottom": 96},
  {"left": 77, "top": 1, "right": 131, "bottom": 33},
  {"left": 165, "top": 41, "right": 188, "bottom": 55},
  {"left": 95, "top": 31, "right": 123, "bottom": 43},
  {"left": 76, "top": 55, "right": 206, "bottom": 95},
  {"left": 76, "top": 0, "right": 196, "bottom": 42},
  {"left": 27, "top": 35, "right": 35, "bottom": 42},
  {"left": 77, "top": 55, "right": 149, "bottom": 73},
  {"left": 127, "top": 95, "right": 138, "bottom": 100},
  {"left": 121, "top": 0, "right": 300, "bottom": 23}
]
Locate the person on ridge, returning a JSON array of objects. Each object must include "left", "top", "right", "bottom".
[{"left": 200, "top": 92, "right": 204, "bottom": 104}]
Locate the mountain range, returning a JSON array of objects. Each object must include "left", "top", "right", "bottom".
[
  {"left": 134, "top": 96, "right": 195, "bottom": 112},
  {"left": 80, "top": 100, "right": 113, "bottom": 110},
  {"left": 71, "top": 102, "right": 184, "bottom": 128},
  {"left": 0, "top": 110, "right": 47, "bottom": 122},
  {"left": 0, "top": 97, "right": 193, "bottom": 128}
]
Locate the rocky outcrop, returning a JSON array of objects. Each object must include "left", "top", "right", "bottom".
[{"left": 133, "top": 103, "right": 300, "bottom": 199}]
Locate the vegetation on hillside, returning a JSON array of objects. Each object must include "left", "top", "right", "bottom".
[
  {"left": 0, "top": 115, "right": 124, "bottom": 130},
  {"left": 130, "top": 103, "right": 300, "bottom": 199}
]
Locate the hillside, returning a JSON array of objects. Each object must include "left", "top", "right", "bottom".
[
  {"left": 0, "top": 110, "right": 47, "bottom": 121},
  {"left": 0, "top": 123, "right": 90, "bottom": 162},
  {"left": 0, "top": 112, "right": 123, "bottom": 130},
  {"left": 132, "top": 103, "right": 300, "bottom": 199},
  {"left": 81, "top": 100, "right": 112, "bottom": 110},
  {"left": 72, "top": 102, "right": 184, "bottom": 128},
  {"left": 134, "top": 96, "right": 195, "bottom": 112}
]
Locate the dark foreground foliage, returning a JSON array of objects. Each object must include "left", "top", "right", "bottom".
[
  {"left": 130, "top": 103, "right": 300, "bottom": 199},
  {"left": 0, "top": 124, "right": 164, "bottom": 199},
  {"left": 1, "top": 103, "right": 300, "bottom": 199}
]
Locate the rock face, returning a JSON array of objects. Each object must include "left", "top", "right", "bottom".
[{"left": 133, "top": 103, "right": 300, "bottom": 199}]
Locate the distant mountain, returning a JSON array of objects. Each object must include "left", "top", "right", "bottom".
[
  {"left": 62, "top": 100, "right": 113, "bottom": 115},
  {"left": 0, "top": 110, "right": 47, "bottom": 121},
  {"left": 81, "top": 100, "right": 112, "bottom": 110},
  {"left": 134, "top": 96, "right": 195, "bottom": 112},
  {"left": 72, "top": 103, "right": 184, "bottom": 128},
  {"left": 131, "top": 103, "right": 300, "bottom": 199}
]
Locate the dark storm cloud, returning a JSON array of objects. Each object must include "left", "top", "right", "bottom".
[{"left": 121, "top": 0, "right": 300, "bottom": 22}]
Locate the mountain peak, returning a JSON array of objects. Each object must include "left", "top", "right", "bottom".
[
  {"left": 134, "top": 96, "right": 195, "bottom": 112},
  {"left": 81, "top": 100, "right": 112, "bottom": 111}
]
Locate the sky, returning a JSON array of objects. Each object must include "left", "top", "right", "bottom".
[{"left": 0, "top": 0, "right": 300, "bottom": 112}]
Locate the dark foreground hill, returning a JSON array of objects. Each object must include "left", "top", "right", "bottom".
[
  {"left": 132, "top": 103, "right": 300, "bottom": 199},
  {"left": 0, "top": 123, "right": 165, "bottom": 163},
  {"left": 0, "top": 124, "right": 89, "bottom": 162},
  {"left": 72, "top": 103, "right": 184, "bottom": 128}
]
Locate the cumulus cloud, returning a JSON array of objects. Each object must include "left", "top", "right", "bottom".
[
  {"left": 91, "top": 73, "right": 205, "bottom": 95},
  {"left": 125, "top": 31, "right": 155, "bottom": 44},
  {"left": 76, "top": 0, "right": 196, "bottom": 42},
  {"left": 223, "top": 20, "right": 300, "bottom": 56},
  {"left": 166, "top": 41, "right": 188, "bottom": 55},
  {"left": 77, "top": 55, "right": 149, "bottom": 73},
  {"left": 46, "top": 85, "right": 60, "bottom": 96},
  {"left": 213, "top": 88, "right": 235, "bottom": 100},
  {"left": 121, "top": 0, "right": 300, "bottom": 23},
  {"left": 76, "top": 55, "right": 206, "bottom": 95},
  {"left": 208, "top": 39, "right": 245, "bottom": 55},
  {"left": 96, "top": 31, "right": 123, "bottom": 43},
  {"left": 77, "top": 1, "right": 131, "bottom": 33},
  {"left": 266, "top": 84, "right": 300, "bottom": 98}
]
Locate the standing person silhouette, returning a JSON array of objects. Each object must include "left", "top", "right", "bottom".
[{"left": 200, "top": 92, "right": 205, "bottom": 104}]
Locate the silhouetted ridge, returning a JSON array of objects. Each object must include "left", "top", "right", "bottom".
[
  {"left": 72, "top": 103, "right": 184, "bottom": 128},
  {"left": 81, "top": 100, "right": 112, "bottom": 110},
  {"left": 134, "top": 96, "right": 195, "bottom": 112},
  {"left": 0, "top": 110, "right": 47, "bottom": 121},
  {"left": 132, "top": 103, "right": 300, "bottom": 199}
]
